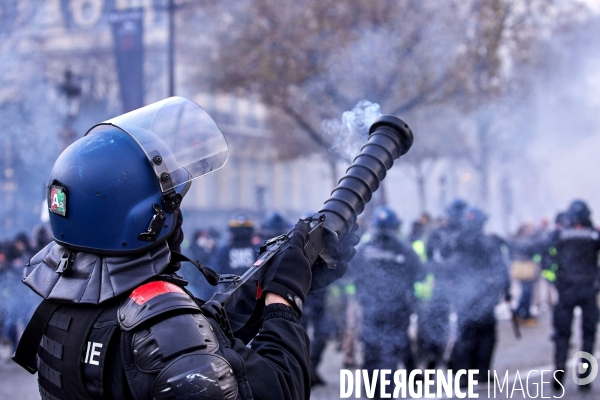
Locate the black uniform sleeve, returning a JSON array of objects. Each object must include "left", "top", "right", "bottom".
[{"left": 230, "top": 304, "right": 310, "bottom": 400}]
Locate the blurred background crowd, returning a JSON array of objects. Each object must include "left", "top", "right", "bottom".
[{"left": 3, "top": 198, "right": 596, "bottom": 392}]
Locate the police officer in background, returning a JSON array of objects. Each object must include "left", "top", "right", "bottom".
[
  {"left": 257, "top": 211, "right": 292, "bottom": 243},
  {"left": 12, "top": 98, "right": 349, "bottom": 400},
  {"left": 426, "top": 199, "right": 468, "bottom": 262},
  {"left": 446, "top": 207, "right": 510, "bottom": 386},
  {"left": 546, "top": 200, "right": 600, "bottom": 391},
  {"left": 209, "top": 214, "right": 261, "bottom": 326},
  {"left": 351, "top": 206, "right": 422, "bottom": 397},
  {"left": 417, "top": 199, "right": 468, "bottom": 369},
  {"left": 212, "top": 214, "right": 257, "bottom": 277}
]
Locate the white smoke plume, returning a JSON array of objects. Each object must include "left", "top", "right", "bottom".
[{"left": 322, "top": 100, "right": 382, "bottom": 162}]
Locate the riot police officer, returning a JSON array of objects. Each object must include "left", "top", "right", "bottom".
[
  {"left": 258, "top": 211, "right": 292, "bottom": 243},
  {"left": 547, "top": 200, "right": 600, "bottom": 391},
  {"left": 212, "top": 215, "right": 258, "bottom": 276},
  {"left": 417, "top": 199, "right": 468, "bottom": 369},
  {"left": 446, "top": 207, "right": 510, "bottom": 385},
  {"left": 351, "top": 206, "right": 422, "bottom": 398},
  {"left": 12, "top": 98, "right": 345, "bottom": 400},
  {"left": 207, "top": 214, "right": 260, "bottom": 319}
]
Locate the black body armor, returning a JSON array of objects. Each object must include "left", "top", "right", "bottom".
[{"left": 15, "top": 280, "right": 249, "bottom": 400}]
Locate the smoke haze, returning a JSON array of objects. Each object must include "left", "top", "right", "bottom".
[{"left": 322, "top": 100, "right": 382, "bottom": 162}]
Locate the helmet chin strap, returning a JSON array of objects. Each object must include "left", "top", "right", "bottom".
[
  {"left": 169, "top": 251, "right": 221, "bottom": 286},
  {"left": 140, "top": 177, "right": 191, "bottom": 243}
]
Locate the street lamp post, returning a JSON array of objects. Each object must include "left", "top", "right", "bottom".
[
  {"left": 168, "top": 0, "right": 175, "bottom": 97},
  {"left": 58, "top": 70, "right": 82, "bottom": 150},
  {"left": 2, "top": 161, "right": 16, "bottom": 235},
  {"left": 165, "top": 0, "right": 195, "bottom": 97}
]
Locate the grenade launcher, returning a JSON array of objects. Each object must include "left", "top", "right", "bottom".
[{"left": 200, "top": 115, "right": 414, "bottom": 338}]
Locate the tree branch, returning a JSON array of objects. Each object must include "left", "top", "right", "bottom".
[{"left": 278, "top": 102, "right": 333, "bottom": 152}]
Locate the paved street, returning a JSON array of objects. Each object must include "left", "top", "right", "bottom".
[{"left": 1, "top": 307, "right": 599, "bottom": 399}]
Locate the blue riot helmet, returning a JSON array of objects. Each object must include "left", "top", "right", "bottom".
[
  {"left": 462, "top": 206, "right": 487, "bottom": 233},
  {"left": 372, "top": 206, "right": 401, "bottom": 231},
  {"left": 446, "top": 198, "right": 468, "bottom": 228},
  {"left": 555, "top": 211, "right": 570, "bottom": 229},
  {"left": 228, "top": 214, "right": 254, "bottom": 245},
  {"left": 566, "top": 199, "right": 592, "bottom": 227},
  {"left": 47, "top": 97, "right": 229, "bottom": 254},
  {"left": 260, "top": 211, "right": 291, "bottom": 239}
]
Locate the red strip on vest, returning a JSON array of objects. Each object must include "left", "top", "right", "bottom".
[
  {"left": 129, "top": 281, "right": 185, "bottom": 305},
  {"left": 256, "top": 281, "right": 263, "bottom": 299}
]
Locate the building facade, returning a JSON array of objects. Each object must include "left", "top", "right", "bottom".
[{"left": 0, "top": 0, "right": 333, "bottom": 238}]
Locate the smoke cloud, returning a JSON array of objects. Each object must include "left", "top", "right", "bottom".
[{"left": 322, "top": 100, "right": 382, "bottom": 163}]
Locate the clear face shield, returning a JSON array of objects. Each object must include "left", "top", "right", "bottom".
[{"left": 86, "top": 97, "right": 229, "bottom": 200}]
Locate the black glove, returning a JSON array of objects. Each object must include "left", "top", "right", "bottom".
[
  {"left": 261, "top": 220, "right": 312, "bottom": 314},
  {"left": 310, "top": 223, "right": 360, "bottom": 292}
]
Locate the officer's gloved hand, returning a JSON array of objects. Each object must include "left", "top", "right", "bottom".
[
  {"left": 261, "top": 220, "right": 312, "bottom": 313},
  {"left": 310, "top": 223, "right": 360, "bottom": 292}
]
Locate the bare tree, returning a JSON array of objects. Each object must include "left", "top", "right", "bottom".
[
  {"left": 178, "top": 0, "right": 589, "bottom": 211},
  {"left": 180, "top": 0, "right": 470, "bottom": 200},
  {"left": 446, "top": 0, "right": 588, "bottom": 207}
]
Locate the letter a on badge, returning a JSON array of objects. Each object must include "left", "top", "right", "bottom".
[{"left": 49, "top": 184, "right": 67, "bottom": 216}]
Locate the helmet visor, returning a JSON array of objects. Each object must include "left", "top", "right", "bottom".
[{"left": 86, "top": 97, "right": 229, "bottom": 193}]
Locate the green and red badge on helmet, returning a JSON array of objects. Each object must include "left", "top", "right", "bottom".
[{"left": 49, "top": 184, "right": 67, "bottom": 217}]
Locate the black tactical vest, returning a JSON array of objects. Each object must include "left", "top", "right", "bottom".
[{"left": 14, "top": 281, "right": 253, "bottom": 400}]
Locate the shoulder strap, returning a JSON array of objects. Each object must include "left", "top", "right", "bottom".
[
  {"left": 170, "top": 251, "right": 220, "bottom": 285},
  {"left": 63, "top": 304, "right": 108, "bottom": 400},
  {"left": 12, "top": 300, "right": 60, "bottom": 374}
]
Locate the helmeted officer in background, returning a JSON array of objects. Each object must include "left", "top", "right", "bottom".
[
  {"left": 208, "top": 214, "right": 263, "bottom": 326},
  {"left": 446, "top": 207, "right": 510, "bottom": 385},
  {"left": 545, "top": 200, "right": 600, "bottom": 391},
  {"left": 416, "top": 199, "right": 468, "bottom": 369},
  {"left": 427, "top": 199, "right": 468, "bottom": 262},
  {"left": 212, "top": 215, "right": 257, "bottom": 277},
  {"left": 12, "top": 98, "right": 339, "bottom": 400},
  {"left": 257, "top": 211, "right": 292, "bottom": 243},
  {"left": 351, "top": 206, "right": 422, "bottom": 398}
]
